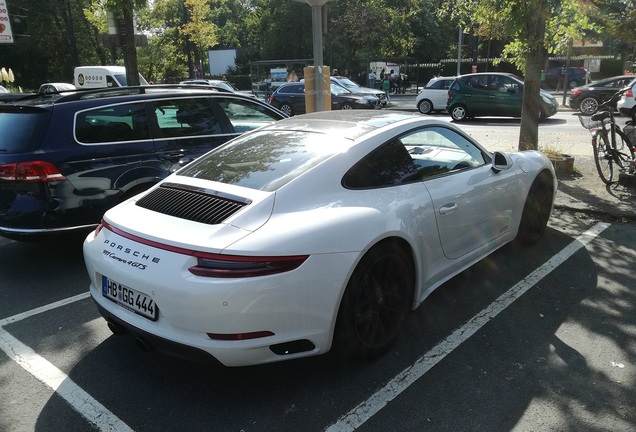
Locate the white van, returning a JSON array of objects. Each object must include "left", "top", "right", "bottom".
[{"left": 74, "top": 66, "right": 149, "bottom": 89}]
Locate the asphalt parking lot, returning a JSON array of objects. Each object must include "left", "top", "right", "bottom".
[{"left": 1, "top": 98, "right": 635, "bottom": 432}]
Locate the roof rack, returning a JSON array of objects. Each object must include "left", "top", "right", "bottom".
[
  {"left": 6, "top": 84, "right": 242, "bottom": 105},
  {"left": 50, "top": 84, "right": 230, "bottom": 102}
]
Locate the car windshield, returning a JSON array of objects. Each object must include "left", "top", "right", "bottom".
[
  {"left": 331, "top": 82, "right": 351, "bottom": 95},
  {"left": 337, "top": 78, "right": 360, "bottom": 88},
  {"left": 177, "top": 130, "right": 349, "bottom": 191}
]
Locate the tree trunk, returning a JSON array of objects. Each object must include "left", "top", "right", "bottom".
[
  {"left": 122, "top": 0, "right": 140, "bottom": 86},
  {"left": 518, "top": 2, "right": 547, "bottom": 151},
  {"left": 60, "top": 0, "right": 81, "bottom": 68}
]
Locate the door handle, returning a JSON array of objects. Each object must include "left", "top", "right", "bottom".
[
  {"left": 439, "top": 203, "right": 458, "bottom": 215},
  {"left": 161, "top": 153, "right": 185, "bottom": 163}
]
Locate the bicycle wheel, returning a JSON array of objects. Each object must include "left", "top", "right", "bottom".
[
  {"left": 593, "top": 131, "right": 614, "bottom": 184},
  {"left": 616, "top": 129, "right": 636, "bottom": 172}
]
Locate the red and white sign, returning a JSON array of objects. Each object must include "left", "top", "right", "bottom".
[{"left": 0, "top": 2, "right": 14, "bottom": 44}]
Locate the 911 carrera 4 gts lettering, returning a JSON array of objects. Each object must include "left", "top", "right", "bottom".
[{"left": 102, "top": 250, "right": 149, "bottom": 270}]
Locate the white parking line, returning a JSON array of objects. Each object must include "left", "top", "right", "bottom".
[
  {"left": 325, "top": 222, "right": 610, "bottom": 432},
  {"left": 0, "top": 292, "right": 134, "bottom": 432}
]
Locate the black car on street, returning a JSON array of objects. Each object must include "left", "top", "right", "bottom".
[
  {"left": 269, "top": 82, "right": 381, "bottom": 116},
  {"left": 568, "top": 75, "right": 635, "bottom": 114}
]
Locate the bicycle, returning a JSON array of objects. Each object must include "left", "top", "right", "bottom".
[{"left": 577, "top": 89, "right": 636, "bottom": 184}]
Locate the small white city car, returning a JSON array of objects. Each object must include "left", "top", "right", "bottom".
[{"left": 84, "top": 111, "right": 557, "bottom": 367}]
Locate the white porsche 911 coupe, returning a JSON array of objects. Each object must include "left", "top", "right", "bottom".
[{"left": 83, "top": 111, "right": 556, "bottom": 367}]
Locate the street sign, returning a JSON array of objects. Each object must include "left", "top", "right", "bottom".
[{"left": 0, "top": 2, "right": 14, "bottom": 44}]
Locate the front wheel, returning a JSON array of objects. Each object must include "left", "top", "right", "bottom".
[
  {"left": 593, "top": 132, "right": 614, "bottom": 184},
  {"left": 450, "top": 104, "right": 468, "bottom": 121},
  {"left": 333, "top": 243, "right": 414, "bottom": 360}
]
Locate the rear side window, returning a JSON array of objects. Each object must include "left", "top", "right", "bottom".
[
  {"left": 151, "top": 98, "right": 223, "bottom": 138},
  {"left": 278, "top": 84, "right": 303, "bottom": 94},
  {"left": 0, "top": 108, "right": 51, "bottom": 153},
  {"left": 216, "top": 98, "right": 282, "bottom": 133},
  {"left": 75, "top": 102, "right": 150, "bottom": 143},
  {"left": 427, "top": 79, "right": 451, "bottom": 90}
]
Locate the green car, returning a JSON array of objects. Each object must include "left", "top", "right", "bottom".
[{"left": 447, "top": 72, "right": 559, "bottom": 121}]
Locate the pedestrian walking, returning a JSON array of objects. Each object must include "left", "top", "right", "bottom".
[
  {"left": 368, "top": 70, "right": 376, "bottom": 88},
  {"left": 382, "top": 75, "right": 391, "bottom": 103}
]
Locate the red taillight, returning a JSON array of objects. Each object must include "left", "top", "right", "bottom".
[
  {"left": 570, "top": 88, "right": 582, "bottom": 96},
  {"left": 626, "top": 88, "right": 634, "bottom": 98},
  {"left": 0, "top": 161, "right": 66, "bottom": 182},
  {"left": 100, "top": 220, "right": 309, "bottom": 278},
  {"left": 94, "top": 220, "right": 105, "bottom": 236},
  {"left": 189, "top": 253, "right": 309, "bottom": 278},
  {"left": 269, "top": 95, "right": 274, "bottom": 103}
]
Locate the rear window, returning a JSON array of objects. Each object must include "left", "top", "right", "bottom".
[
  {"left": 0, "top": 108, "right": 51, "bottom": 153},
  {"left": 177, "top": 130, "right": 348, "bottom": 191}
]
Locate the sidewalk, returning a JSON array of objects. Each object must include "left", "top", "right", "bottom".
[
  {"left": 386, "top": 92, "right": 636, "bottom": 221},
  {"left": 552, "top": 156, "right": 635, "bottom": 220}
]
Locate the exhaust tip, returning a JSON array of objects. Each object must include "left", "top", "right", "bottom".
[
  {"left": 107, "top": 320, "right": 128, "bottom": 336},
  {"left": 270, "top": 339, "right": 316, "bottom": 356},
  {"left": 135, "top": 337, "right": 151, "bottom": 352}
]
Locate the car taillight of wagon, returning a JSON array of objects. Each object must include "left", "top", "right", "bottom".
[{"left": 0, "top": 161, "right": 66, "bottom": 182}]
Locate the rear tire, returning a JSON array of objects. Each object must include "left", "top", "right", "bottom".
[
  {"left": 279, "top": 103, "right": 293, "bottom": 116},
  {"left": 516, "top": 173, "right": 554, "bottom": 246},
  {"left": 417, "top": 99, "right": 433, "bottom": 114},
  {"left": 593, "top": 132, "right": 614, "bottom": 184},
  {"left": 340, "top": 103, "right": 354, "bottom": 110},
  {"left": 333, "top": 243, "right": 414, "bottom": 360},
  {"left": 579, "top": 96, "right": 599, "bottom": 115}
]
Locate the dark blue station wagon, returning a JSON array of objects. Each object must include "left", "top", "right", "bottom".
[{"left": 0, "top": 86, "right": 285, "bottom": 241}]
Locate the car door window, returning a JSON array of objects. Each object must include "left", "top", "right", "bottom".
[
  {"left": 466, "top": 75, "right": 489, "bottom": 90},
  {"left": 497, "top": 76, "right": 520, "bottom": 92},
  {"left": 75, "top": 102, "right": 150, "bottom": 143},
  {"left": 215, "top": 98, "right": 281, "bottom": 133},
  {"left": 151, "top": 98, "right": 222, "bottom": 138},
  {"left": 400, "top": 126, "right": 486, "bottom": 178},
  {"left": 343, "top": 126, "right": 487, "bottom": 188}
]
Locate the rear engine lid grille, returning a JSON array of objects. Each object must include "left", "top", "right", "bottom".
[{"left": 135, "top": 182, "right": 251, "bottom": 225}]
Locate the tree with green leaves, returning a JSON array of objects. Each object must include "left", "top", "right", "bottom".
[
  {"left": 442, "top": 0, "right": 596, "bottom": 151},
  {"left": 180, "top": 0, "right": 218, "bottom": 78},
  {"left": 106, "top": 0, "right": 148, "bottom": 85}
]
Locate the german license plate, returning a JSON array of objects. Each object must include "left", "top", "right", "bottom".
[{"left": 102, "top": 275, "right": 158, "bottom": 321}]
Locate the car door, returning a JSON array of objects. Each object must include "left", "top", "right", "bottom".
[
  {"left": 149, "top": 96, "right": 230, "bottom": 172},
  {"left": 490, "top": 75, "right": 523, "bottom": 117},
  {"left": 462, "top": 75, "right": 496, "bottom": 116},
  {"left": 402, "top": 126, "right": 522, "bottom": 260}
]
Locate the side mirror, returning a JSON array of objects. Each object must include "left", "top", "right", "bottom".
[{"left": 491, "top": 151, "right": 513, "bottom": 173}]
